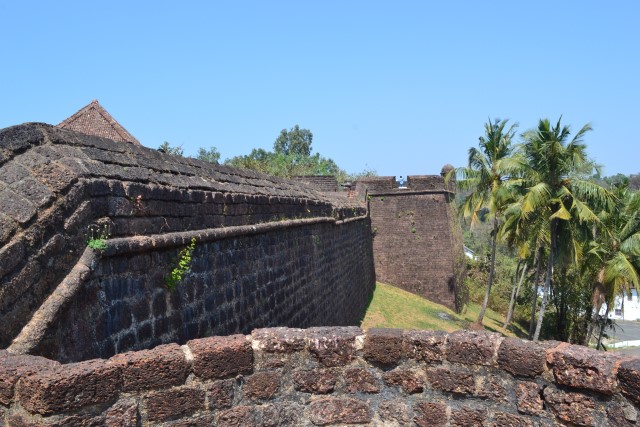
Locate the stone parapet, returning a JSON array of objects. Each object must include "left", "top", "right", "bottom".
[{"left": 2, "top": 327, "right": 638, "bottom": 426}]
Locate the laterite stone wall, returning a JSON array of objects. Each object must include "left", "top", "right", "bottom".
[
  {"left": 1, "top": 328, "right": 638, "bottom": 426},
  {"left": 357, "top": 175, "right": 466, "bottom": 311},
  {"left": 0, "top": 123, "right": 374, "bottom": 359}
]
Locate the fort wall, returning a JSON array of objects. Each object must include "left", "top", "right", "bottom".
[
  {"left": 356, "top": 174, "right": 466, "bottom": 311},
  {"left": 0, "top": 124, "right": 374, "bottom": 358},
  {"left": 1, "top": 327, "right": 638, "bottom": 426}
]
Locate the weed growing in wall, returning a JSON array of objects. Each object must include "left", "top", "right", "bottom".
[
  {"left": 87, "top": 224, "right": 110, "bottom": 252},
  {"left": 165, "top": 238, "right": 197, "bottom": 290}
]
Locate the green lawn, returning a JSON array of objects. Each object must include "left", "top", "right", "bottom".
[{"left": 360, "top": 282, "right": 527, "bottom": 338}]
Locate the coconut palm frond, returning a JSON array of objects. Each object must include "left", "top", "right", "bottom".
[{"left": 604, "top": 252, "right": 640, "bottom": 290}]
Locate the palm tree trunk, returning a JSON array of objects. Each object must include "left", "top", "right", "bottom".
[
  {"left": 504, "top": 261, "right": 528, "bottom": 329},
  {"left": 528, "top": 246, "right": 542, "bottom": 339},
  {"left": 534, "top": 219, "right": 557, "bottom": 341},
  {"left": 596, "top": 305, "right": 611, "bottom": 350},
  {"left": 477, "top": 217, "right": 499, "bottom": 324}
]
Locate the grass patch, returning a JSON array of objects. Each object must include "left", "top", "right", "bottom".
[{"left": 361, "top": 282, "right": 526, "bottom": 337}]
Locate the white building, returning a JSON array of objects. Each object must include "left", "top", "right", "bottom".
[{"left": 602, "top": 287, "right": 640, "bottom": 321}]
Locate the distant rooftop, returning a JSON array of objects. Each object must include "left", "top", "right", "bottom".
[{"left": 57, "top": 99, "right": 140, "bottom": 145}]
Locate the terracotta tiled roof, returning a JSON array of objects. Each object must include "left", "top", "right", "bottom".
[{"left": 57, "top": 99, "right": 140, "bottom": 145}]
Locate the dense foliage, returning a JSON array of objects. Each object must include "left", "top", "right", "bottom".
[{"left": 458, "top": 117, "right": 640, "bottom": 347}]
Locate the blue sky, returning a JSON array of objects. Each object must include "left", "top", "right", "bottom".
[{"left": 1, "top": 1, "right": 638, "bottom": 177}]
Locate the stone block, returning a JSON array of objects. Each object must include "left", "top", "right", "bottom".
[
  {"left": 105, "top": 399, "right": 139, "bottom": 427},
  {"left": 343, "top": 368, "right": 380, "bottom": 394},
  {"left": 363, "top": 328, "right": 404, "bottom": 367},
  {"left": 308, "top": 398, "right": 371, "bottom": 425},
  {"left": 243, "top": 371, "right": 281, "bottom": 400},
  {"left": 11, "top": 177, "right": 53, "bottom": 208},
  {"left": 383, "top": 368, "right": 424, "bottom": 394},
  {"left": 450, "top": 407, "right": 487, "bottom": 427},
  {"left": 261, "top": 403, "right": 303, "bottom": 427},
  {"left": 491, "top": 412, "right": 535, "bottom": 427},
  {"left": 305, "top": 327, "right": 361, "bottom": 367},
  {"left": 475, "top": 374, "right": 508, "bottom": 401},
  {"left": 207, "top": 379, "right": 234, "bottom": 410},
  {"left": 426, "top": 366, "right": 474, "bottom": 395},
  {"left": 516, "top": 381, "right": 543, "bottom": 415},
  {"left": 17, "top": 359, "right": 122, "bottom": 415},
  {"left": 292, "top": 369, "right": 336, "bottom": 394},
  {"left": 108, "top": 343, "right": 189, "bottom": 391},
  {"left": 251, "top": 327, "right": 306, "bottom": 353},
  {"left": 446, "top": 330, "right": 501, "bottom": 366},
  {"left": 0, "top": 188, "right": 36, "bottom": 224},
  {"left": 547, "top": 343, "right": 618, "bottom": 394},
  {"left": 403, "top": 330, "right": 446, "bottom": 363},
  {"left": 618, "top": 358, "right": 640, "bottom": 404},
  {"left": 187, "top": 334, "right": 253, "bottom": 380},
  {"left": 215, "top": 406, "right": 258, "bottom": 427},
  {"left": 144, "top": 387, "right": 205, "bottom": 422},
  {"left": 0, "top": 354, "right": 60, "bottom": 406},
  {"left": 497, "top": 337, "right": 546, "bottom": 377},
  {"left": 543, "top": 387, "right": 596, "bottom": 426},
  {"left": 414, "top": 401, "right": 447, "bottom": 427}
]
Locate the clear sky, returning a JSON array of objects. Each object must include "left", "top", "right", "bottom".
[{"left": 1, "top": 1, "right": 638, "bottom": 177}]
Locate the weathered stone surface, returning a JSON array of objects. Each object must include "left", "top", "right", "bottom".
[
  {"left": 543, "top": 387, "right": 596, "bottom": 426},
  {"left": 607, "top": 400, "right": 637, "bottom": 427},
  {"left": 383, "top": 368, "right": 424, "bottom": 394},
  {"left": 0, "top": 188, "right": 36, "bottom": 224},
  {"left": 475, "top": 374, "right": 508, "bottom": 401},
  {"left": 207, "top": 379, "right": 235, "bottom": 410},
  {"left": 618, "top": 358, "right": 640, "bottom": 404},
  {"left": 251, "top": 327, "right": 306, "bottom": 353},
  {"left": 498, "top": 337, "right": 546, "bottom": 377},
  {"left": 306, "top": 327, "right": 361, "bottom": 367},
  {"left": 403, "top": 330, "right": 446, "bottom": 363},
  {"left": 243, "top": 371, "right": 281, "bottom": 400},
  {"left": 108, "top": 343, "right": 188, "bottom": 391},
  {"left": 414, "top": 401, "right": 447, "bottom": 427},
  {"left": 261, "top": 403, "right": 303, "bottom": 427},
  {"left": 0, "top": 354, "right": 59, "bottom": 406},
  {"left": 187, "top": 334, "right": 253, "bottom": 380},
  {"left": 516, "top": 381, "right": 544, "bottom": 415},
  {"left": 450, "top": 407, "right": 487, "bottom": 427},
  {"left": 17, "top": 359, "right": 121, "bottom": 414},
  {"left": 363, "top": 328, "right": 404, "bottom": 367},
  {"left": 379, "top": 400, "right": 411, "bottom": 425},
  {"left": 491, "top": 412, "right": 535, "bottom": 427},
  {"left": 215, "top": 406, "right": 258, "bottom": 427},
  {"left": 426, "top": 366, "right": 474, "bottom": 394},
  {"left": 145, "top": 388, "right": 205, "bottom": 422},
  {"left": 546, "top": 343, "right": 618, "bottom": 394},
  {"left": 292, "top": 369, "right": 336, "bottom": 394},
  {"left": 0, "top": 213, "right": 17, "bottom": 245},
  {"left": 343, "top": 368, "right": 380, "bottom": 394},
  {"left": 446, "top": 330, "right": 501, "bottom": 366},
  {"left": 308, "top": 398, "right": 371, "bottom": 425},
  {"left": 105, "top": 399, "right": 139, "bottom": 427}
]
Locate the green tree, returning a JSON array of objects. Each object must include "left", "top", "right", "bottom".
[
  {"left": 585, "top": 185, "right": 640, "bottom": 348},
  {"left": 158, "top": 141, "right": 184, "bottom": 156},
  {"left": 225, "top": 125, "right": 347, "bottom": 179},
  {"left": 456, "top": 118, "right": 519, "bottom": 324},
  {"left": 274, "top": 125, "right": 313, "bottom": 157},
  {"left": 518, "top": 117, "right": 613, "bottom": 341},
  {"left": 196, "top": 146, "right": 221, "bottom": 164}
]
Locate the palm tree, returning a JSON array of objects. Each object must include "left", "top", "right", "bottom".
[
  {"left": 518, "top": 117, "right": 613, "bottom": 341},
  {"left": 585, "top": 185, "right": 640, "bottom": 348},
  {"left": 457, "top": 118, "right": 519, "bottom": 324}
]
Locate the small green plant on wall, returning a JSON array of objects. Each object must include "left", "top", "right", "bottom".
[
  {"left": 165, "top": 238, "right": 197, "bottom": 290},
  {"left": 87, "top": 224, "right": 110, "bottom": 251}
]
